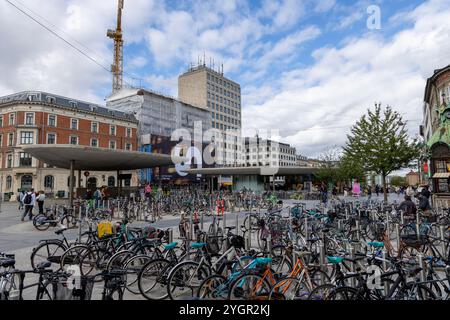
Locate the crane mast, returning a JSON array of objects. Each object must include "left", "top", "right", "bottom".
[{"left": 107, "top": 0, "right": 124, "bottom": 94}]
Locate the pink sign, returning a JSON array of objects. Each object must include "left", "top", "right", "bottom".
[{"left": 352, "top": 183, "right": 361, "bottom": 195}]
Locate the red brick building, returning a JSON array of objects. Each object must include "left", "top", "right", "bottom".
[{"left": 0, "top": 91, "right": 139, "bottom": 198}]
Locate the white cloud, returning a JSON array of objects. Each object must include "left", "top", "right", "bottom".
[
  {"left": 243, "top": 0, "right": 450, "bottom": 157},
  {"left": 314, "top": 0, "right": 336, "bottom": 13}
]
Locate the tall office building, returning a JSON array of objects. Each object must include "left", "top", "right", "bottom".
[{"left": 178, "top": 64, "right": 242, "bottom": 166}]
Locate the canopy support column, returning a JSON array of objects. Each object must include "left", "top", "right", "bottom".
[{"left": 69, "top": 160, "right": 75, "bottom": 208}]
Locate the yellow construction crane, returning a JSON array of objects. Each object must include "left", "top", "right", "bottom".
[{"left": 107, "top": 0, "right": 124, "bottom": 94}]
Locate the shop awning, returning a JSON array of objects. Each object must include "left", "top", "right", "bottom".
[{"left": 432, "top": 172, "right": 450, "bottom": 179}]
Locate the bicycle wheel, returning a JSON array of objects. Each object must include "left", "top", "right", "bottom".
[
  {"left": 61, "top": 214, "right": 77, "bottom": 229},
  {"left": 31, "top": 241, "right": 67, "bottom": 270},
  {"left": 269, "top": 277, "right": 312, "bottom": 300},
  {"left": 60, "top": 245, "right": 93, "bottom": 276},
  {"left": 106, "top": 250, "right": 135, "bottom": 271},
  {"left": 307, "top": 284, "right": 336, "bottom": 300},
  {"left": 123, "top": 255, "right": 153, "bottom": 295},
  {"left": 394, "top": 283, "right": 437, "bottom": 300},
  {"left": 228, "top": 272, "right": 272, "bottom": 300},
  {"left": 196, "top": 275, "right": 228, "bottom": 300},
  {"left": 138, "top": 258, "right": 173, "bottom": 300},
  {"left": 33, "top": 214, "right": 50, "bottom": 231},
  {"left": 167, "top": 261, "right": 210, "bottom": 300},
  {"left": 325, "top": 286, "right": 358, "bottom": 300}
]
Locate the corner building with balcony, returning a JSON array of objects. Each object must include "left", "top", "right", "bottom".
[{"left": 0, "top": 91, "right": 138, "bottom": 199}]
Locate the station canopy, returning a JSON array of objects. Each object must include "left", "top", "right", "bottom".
[
  {"left": 23, "top": 145, "right": 183, "bottom": 171},
  {"left": 186, "top": 166, "right": 319, "bottom": 176}
]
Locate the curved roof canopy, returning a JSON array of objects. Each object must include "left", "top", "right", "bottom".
[{"left": 23, "top": 145, "right": 182, "bottom": 171}]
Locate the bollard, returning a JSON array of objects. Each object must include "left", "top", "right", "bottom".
[
  {"left": 417, "top": 253, "right": 427, "bottom": 300},
  {"left": 386, "top": 211, "right": 391, "bottom": 243},
  {"left": 201, "top": 209, "right": 204, "bottom": 232},
  {"left": 267, "top": 233, "right": 272, "bottom": 259},
  {"left": 416, "top": 211, "right": 421, "bottom": 241},
  {"left": 222, "top": 209, "right": 227, "bottom": 232},
  {"left": 395, "top": 223, "right": 401, "bottom": 253},
  {"left": 382, "top": 249, "right": 389, "bottom": 294},
  {"left": 349, "top": 245, "right": 356, "bottom": 288},
  {"left": 247, "top": 213, "right": 252, "bottom": 250},
  {"left": 304, "top": 217, "right": 309, "bottom": 240},
  {"left": 440, "top": 225, "right": 446, "bottom": 256},
  {"left": 337, "top": 220, "right": 342, "bottom": 232},
  {"left": 190, "top": 210, "right": 194, "bottom": 242},
  {"left": 319, "top": 242, "right": 326, "bottom": 284},
  {"left": 400, "top": 211, "right": 404, "bottom": 225},
  {"left": 168, "top": 228, "right": 173, "bottom": 244},
  {"left": 355, "top": 220, "right": 361, "bottom": 241},
  {"left": 78, "top": 204, "right": 82, "bottom": 243}
]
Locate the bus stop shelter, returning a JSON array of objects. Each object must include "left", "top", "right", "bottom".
[{"left": 23, "top": 145, "right": 183, "bottom": 206}]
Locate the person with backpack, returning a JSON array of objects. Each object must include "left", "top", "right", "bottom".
[{"left": 21, "top": 189, "right": 36, "bottom": 221}]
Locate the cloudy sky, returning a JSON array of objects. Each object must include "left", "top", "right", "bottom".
[{"left": 1, "top": 0, "right": 449, "bottom": 158}]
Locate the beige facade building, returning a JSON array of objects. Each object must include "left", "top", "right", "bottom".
[{"left": 178, "top": 65, "right": 242, "bottom": 166}]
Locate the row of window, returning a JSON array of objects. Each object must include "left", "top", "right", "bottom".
[
  {"left": 207, "top": 93, "right": 241, "bottom": 109},
  {"left": 206, "top": 73, "right": 240, "bottom": 93},
  {"left": 246, "top": 147, "right": 296, "bottom": 154},
  {"left": 212, "top": 122, "right": 240, "bottom": 131},
  {"left": 208, "top": 102, "right": 241, "bottom": 118},
  {"left": 0, "top": 113, "right": 133, "bottom": 138},
  {"left": 0, "top": 131, "right": 133, "bottom": 150},
  {"left": 212, "top": 113, "right": 240, "bottom": 126},
  {"left": 207, "top": 82, "right": 240, "bottom": 100}
]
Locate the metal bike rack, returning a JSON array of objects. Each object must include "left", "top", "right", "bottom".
[
  {"left": 304, "top": 216, "right": 309, "bottom": 240},
  {"left": 440, "top": 224, "right": 446, "bottom": 256},
  {"left": 235, "top": 213, "right": 239, "bottom": 237},
  {"left": 416, "top": 211, "right": 421, "bottom": 241},
  {"left": 400, "top": 211, "right": 404, "bottom": 225},
  {"left": 168, "top": 228, "right": 173, "bottom": 243}
]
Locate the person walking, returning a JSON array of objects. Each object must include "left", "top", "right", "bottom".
[
  {"left": 93, "top": 188, "right": 102, "bottom": 209},
  {"left": 18, "top": 190, "right": 25, "bottom": 210},
  {"left": 421, "top": 185, "right": 431, "bottom": 200},
  {"left": 21, "top": 189, "right": 36, "bottom": 221},
  {"left": 367, "top": 185, "right": 372, "bottom": 201},
  {"left": 36, "top": 191, "right": 45, "bottom": 215}
]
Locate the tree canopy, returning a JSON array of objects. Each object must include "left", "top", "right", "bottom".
[{"left": 343, "top": 104, "right": 420, "bottom": 200}]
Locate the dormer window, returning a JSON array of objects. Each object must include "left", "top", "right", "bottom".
[
  {"left": 27, "top": 94, "right": 38, "bottom": 101},
  {"left": 46, "top": 96, "right": 56, "bottom": 104},
  {"left": 69, "top": 101, "right": 78, "bottom": 108}
]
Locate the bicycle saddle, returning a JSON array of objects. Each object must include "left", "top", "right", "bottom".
[
  {"left": 55, "top": 227, "right": 68, "bottom": 235},
  {"left": 0, "top": 258, "right": 15, "bottom": 268},
  {"left": 164, "top": 242, "right": 178, "bottom": 250},
  {"left": 36, "top": 261, "right": 52, "bottom": 270},
  {"left": 225, "top": 226, "right": 236, "bottom": 231},
  {"left": 367, "top": 241, "right": 384, "bottom": 248},
  {"left": 326, "top": 256, "right": 344, "bottom": 264},
  {"left": 191, "top": 242, "right": 207, "bottom": 249}
]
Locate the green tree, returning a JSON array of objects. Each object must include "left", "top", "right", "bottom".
[
  {"left": 343, "top": 104, "right": 421, "bottom": 201},
  {"left": 390, "top": 176, "right": 406, "bottom": 187}
]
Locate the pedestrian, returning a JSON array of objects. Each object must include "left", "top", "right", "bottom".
[
  {"left": 421, "top": 185, "right": 431, "bottom": 200},
  {"left": 332, "top": 186, "right": 337, "bottom": 200},
  {"left": 18, "top": 190, "right": 25, "bottom": 210},
  {"left": 21, "top": 188, "right": 36, "bottom": 222},
  {"left": 406, "top": 185, "right": 415, "bottom": 197},
  {"left": 36, "top": 191, "right": 45, "bottom": 215},
  {"left": 343, "top": 186, "right": 348, "bottom": 197},
  {"left": 145, "top": 184, "right": 151, "bottom": 198},
  {"left": 93, "top": 188, "right": 102, "bottom": 209},
  {"left": 375, "top": 185, "right": 380, "bottom": 197},
  {"left": 367, "top": 185, "right": 372, "bottom": 200},
  {"left": 417, "top": 194, "right": 432, "bottom": 216},
  {"left": 320, "top": 182, "right": 328, "bottom": 205},
  {"left": 396, "top": 195, "right": 417, "bottom": 220}
]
